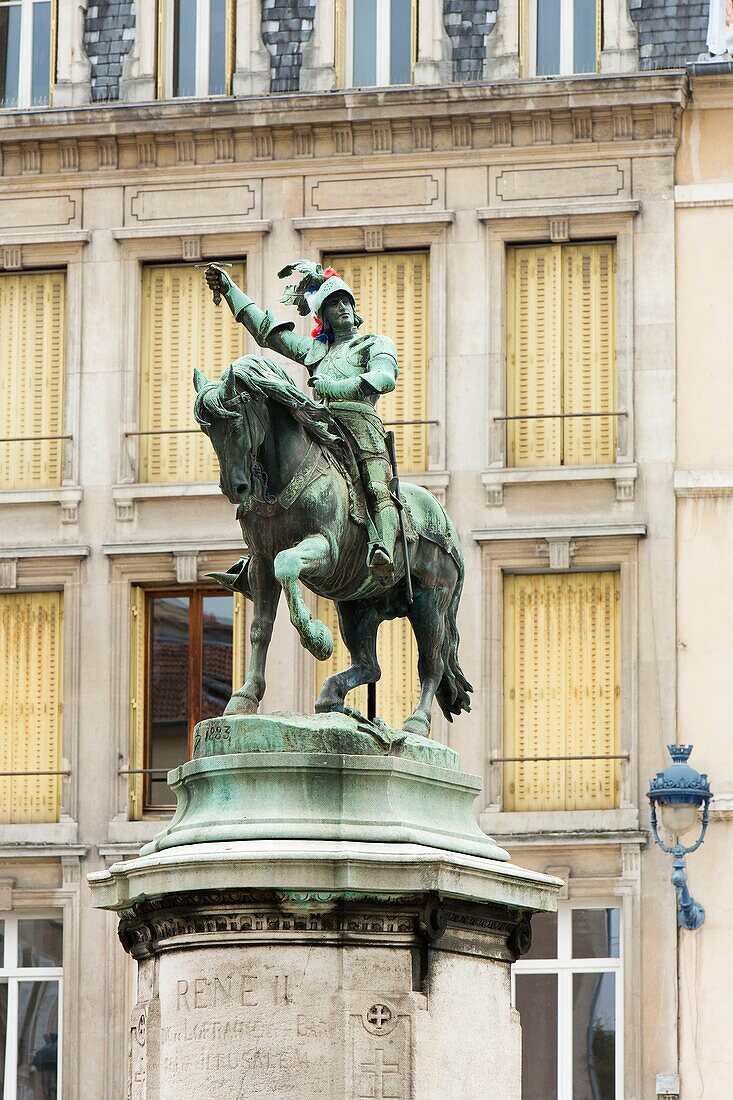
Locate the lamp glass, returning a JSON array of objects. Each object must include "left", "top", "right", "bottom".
[{"left": 658, "top": 801, "right": 699, "bottom": 837}]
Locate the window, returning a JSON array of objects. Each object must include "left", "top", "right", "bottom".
[
  {"left": 129, "top": 587, "right": 245, "bottom": 815},
  {"left": 506, "top": 243, "right": 616, "bottom": 469},
  {"left": 522, "top": 0, "right": 601, "bottom": 76},
  {"left": 138, "top": 262, "right": 245, "bottom": 483},
  {"left": 503, "top": 572, "right": 620, "bottom": 812},
  {"left": 513, "top": 902, "right": 622, "bottom": 1099},
  {"left": 336, "top": 0, "right": 415, "bottom": 87},
  {"left": 322, "top": 251, "right": 429, "bottom": 473},
  {"left": 0, "top": 593, "right": 63, "bottom": 825},
  {"left": 0, "top": 916, "right": 63, "bottom": 1100},
  {"left": 315, "top": 598, "right": 420, "bottom": 731},
  {"left": 0, "top": 0, "right": 54, "bottom": 109},
  {"left": 0, "top": 271, "right": 65, "bottom": 490},
  {"left": 158, "top": 0, "right": 234, "bottom": 98}
]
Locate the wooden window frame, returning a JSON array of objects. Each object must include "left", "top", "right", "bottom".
[
  {"left": 128, "top": 579, "right": 246, "bottom": 817},
  {"left": 511, "top": 899, "right": 624, "bottom": 1099},
  {"left": 521, "top": 0, "right": 602, "bottom": 77},
  {"left": 481, "top": 207, "right": 638, "bottom": 506},
  {"left": 338, "top": 0, "right": 417, "bottom": 88},
  {"left": 0, "top": 912, "right": 64, "bottom": 1100},
  {"left": 0, "top": 0, "right": 57, "bottom": 109},
  {"left": 505, "top": 240, "right": 618, "bottom": 471},
  {"left": 157, "top": 0, "right": 235, "bottom": 99},
  {"left": 476, "top": 532, "right": 641, "bottom": 836}
]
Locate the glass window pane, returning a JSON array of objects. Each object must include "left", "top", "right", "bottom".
[
  {"left": 390, "top": 0, "right": 412, "bottom": 84},
  {"left": 208, "top": 0, "right": 226, "bottom": 94},
  {"left": 352, "top": 0, "right": 377, "bottom": 86},
  {"left": 17, "top": 980, "right": 59, "bottom": 1100},
  {"left": 523, "top": 911, "right": 558, "bottom": 961},
  {"left": 572, "top": 908, "right": 620, "bottom": 959},
  {"left": 573, "top": 972, "right": 615, "bottom": 1100},
  {"left": 149, "top": 596, "right": 190, "bottom": 807},
  {"left": 515, "top": 973, "right": 558, "bottom": 1100},
  {"left": 173, "top": 0, "right": 197, "bottom": 96},
  {"left": 0, "top": 4, "right": 21, "bottom": 108},
  {"left": 201, "top": 595, "right": 233, "bottom": 721},
  {"left": 18, "top": 920, "right": 63, "bottom": 969},
  {"left": 31, "top": 1, "right": 51, "bottom": 106},
  {"left": 573, "top": 0, "right": 597, "bottom": 73},
  {"left": 536, "top": 0, "right": 561, "bottom": 76}
]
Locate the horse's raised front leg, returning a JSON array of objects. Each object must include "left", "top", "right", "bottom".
[
  {"left": 315, "top": 600, "right": 381, "bottom": 713},
  {"left": 274, "top": 534, "right": 334, "bottom": 661},
  {"left": 224, "top": 555, "right": 280, "bottom": 716}
]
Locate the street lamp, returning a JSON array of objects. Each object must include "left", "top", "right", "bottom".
[{"left": 647, "top": 744, "right": 712, "bottom": 931}]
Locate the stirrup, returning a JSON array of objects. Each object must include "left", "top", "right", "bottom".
[{"left": 367, "top": 542, "right": 394, "bottom": 578}]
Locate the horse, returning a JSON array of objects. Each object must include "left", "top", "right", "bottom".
[{"left": 193, "top": 355, "right": 472, "bottom": 736}]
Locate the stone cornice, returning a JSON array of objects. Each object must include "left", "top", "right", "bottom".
[{"left": 0, "top": 73, "right": 689, "bottom": 182}]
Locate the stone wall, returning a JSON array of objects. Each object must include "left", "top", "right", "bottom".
[
  {"left": 84, "top": 1, "right": 136, "bottom": 102},
  {"left": 629, "top": 0, "right": 707, "bottom": 69},
  {"left": 261, "top": 0, "right": 316, "bottom": 92},
  {"left": 444, "top": 0, "right": 498, "bottom": 82}
]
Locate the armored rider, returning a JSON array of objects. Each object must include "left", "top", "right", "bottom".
[{"left": 205, "top": 262, "right": 400, "bottom": 581}]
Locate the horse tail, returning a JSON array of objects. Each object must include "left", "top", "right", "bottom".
[{"left": 436, "top": 553, "right": 473, "bottom": 722}]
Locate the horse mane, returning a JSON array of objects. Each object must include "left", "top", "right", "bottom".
[{"left": 193, "top": 356, "right": 355, "bottom": 501}]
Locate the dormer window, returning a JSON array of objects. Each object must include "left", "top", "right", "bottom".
[
  {"left": 158, "top": 0, "right": 233, "bottom": 99},
  {"left": 0, "top": 0, "right": 53, "bottom": 108},
  {"left": 526, "top": 0, "right": 600, "bottom": 76},
  {"left": 338, "top": 0, "right": 415, "bottom": 88}
]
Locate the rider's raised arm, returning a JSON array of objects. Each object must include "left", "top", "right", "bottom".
[{"left": 211, "top": 267, "right": 313, "bottom": 365}]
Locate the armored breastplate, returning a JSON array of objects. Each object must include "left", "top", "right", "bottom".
[{"left": 313, "top": 341, "right": 363, "bottom": 383}]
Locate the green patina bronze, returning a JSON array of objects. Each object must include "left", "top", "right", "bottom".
[{"left": 194, "top": 260, "right": 473, "bottom": 738}]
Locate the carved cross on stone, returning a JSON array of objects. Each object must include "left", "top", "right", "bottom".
[
  {"left": 359, "top": 1047, "right": 400, "bottom": 1100},
  {"left": 366, "top": 1004, "right": 393, "bottom": 1030}
]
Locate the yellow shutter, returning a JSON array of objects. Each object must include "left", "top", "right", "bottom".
[
  {"left": 129, "top": 586, "right": 146, "bottom": 819},
  {"left": 157, "top": 0, "right": 167, "bottom": 99},
  {"left": 506, "top": 246, "right": 562, "bottom": 468},
  {"left": 323, "top": 252, "right": 429, "bottom": 472},
  {"left": 334, "top": 0, "right": 346, "bottom": 86},
  {"left": 562, "top": 242, "right": 617, "bottom": 466},
  {"left": 314, "top": 598, "right": 420, "bottom": 728},
  {"left": 0, "top": 271, "right": 65, "bottom": 490},
  {"left": 232, "top": 592, "right": 247, "bottom": 691},
  {"left": 519, "top": 0, "right": 530, "bottom": 77},
  {"left": 139, "top": 261, "right": 245, "bottom": 483},
  {"left": 503, "top": 572, "right": 619, "bottom": 812},
  {"left": 225, "top": 0, "right": 236, "bottom": 93},
  {"left": 0, "top": 592, "right": 63, "bottom": 824}
]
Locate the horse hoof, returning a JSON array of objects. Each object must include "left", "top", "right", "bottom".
[
  {"left": 314, "top": 698, "right": 345, "bottom": 714},
  {"left": 402, "top": 713, "right": 431, "bottom": 737},
  {"left": 305, "top": 620, "right": 334, "bottom": 662},
  {"left": 224, "top": 692, "right": 258, "bottom": 716}
]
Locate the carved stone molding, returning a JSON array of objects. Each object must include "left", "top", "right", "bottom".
[
  {"left": 333, "top": 124, "right": 353, "bottom": 156},
  {"left": 2, "top": 246, "right": 22, "bottom": 270},
  {"left": 0, "top": 559, "right": 18, "bottom": 589},
  {"left": 115, "top": 888, "right": 536, "bottom": 963},
  {"left": 372, "top": 122, "right": 393, "bottom": 154}
]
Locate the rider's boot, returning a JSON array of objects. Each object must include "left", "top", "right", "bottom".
[{"left": 367, "top": 502, "right": 399, "bottom": 582}]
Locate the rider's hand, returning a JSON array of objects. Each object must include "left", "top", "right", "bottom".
[
  {"left": 205, "top": 265, "right": 229, "bottom": 297},
  {"left": 314, "top": 377, "right": 362, "bottom": 400}
]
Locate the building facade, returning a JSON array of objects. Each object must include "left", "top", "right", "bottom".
[{"left": 0, "top": 1, "right": 729, "bottom": 1098}]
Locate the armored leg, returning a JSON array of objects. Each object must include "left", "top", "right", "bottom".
[{"left": 361, "top": 457, "right": 399, "bottom": 579}]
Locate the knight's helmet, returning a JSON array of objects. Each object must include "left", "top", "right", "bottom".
[{"left": 277, "top": 260, "right": 363, "bottom": 341}]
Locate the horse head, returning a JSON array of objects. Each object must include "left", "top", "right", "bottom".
[{"left": 193, "top": 362, "right": 271, "bottom": 505}]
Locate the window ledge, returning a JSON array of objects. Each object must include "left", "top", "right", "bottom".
[
  {"left": 480, "top": 808, "right": 641, "bottom": 839},
  {"left": 478, "top": 200, "right": 641, "bottom": 222},
  {"left": 401, "top": 469, "right": 450, "bottom": 500},
  {"left": 0, "top": 486, "right": 82, "bottom": 523},
  {"left": 481, "top": 464, "right": 638, "bottom": 506},
  {"left": 0, "top": 821, "right": 80, "bottom": 848},
  {"left": 107, "top": 818, "right": 173, "bottom": 847},
  {"left": 112, "top": 481, "right": 225, "bottom": 521},
  {"left": 111, "top": 220, "right": 272, "bottom": 242}
]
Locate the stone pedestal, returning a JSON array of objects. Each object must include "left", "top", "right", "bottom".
[{"left": 90, "top": 714, "right": 559, "bottom": 1099}]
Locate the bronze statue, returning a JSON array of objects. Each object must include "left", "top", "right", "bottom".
[{"left": 194, "top": 261, "right": 471, "bottom": 735}]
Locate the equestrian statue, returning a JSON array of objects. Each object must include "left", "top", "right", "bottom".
[{"left": 194, "top": 260, "right": 472, "bottom": 736}]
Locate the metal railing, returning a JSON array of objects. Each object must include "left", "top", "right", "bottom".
[
  {"left": 0, "top": 434, "right": 72, "bottom": 444},
  {"left": 493, "top": 412, "right": 627, "bottom": 423},
  {"left": 492, "top": 753, "right": 629, "bottom": 764},
  {"left": 0, "top": 769, "right": 70, "bottom": 777},
  {"left": 124, "top": 419, "right": 439, "bottom": 439}
]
